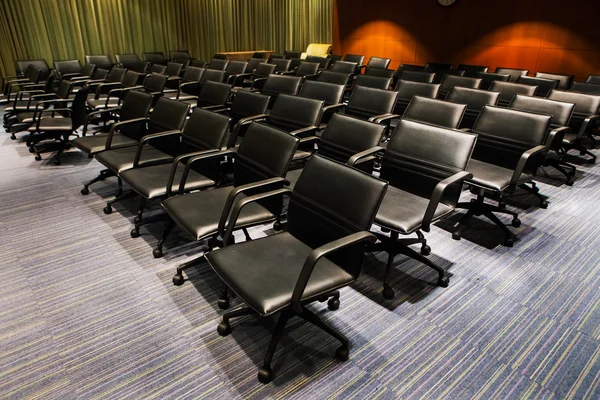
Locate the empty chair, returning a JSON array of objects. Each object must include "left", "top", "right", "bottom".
[
  {"left": 53, "top": 59, "right": 83, "bottom": 80},
  {"left": 2, "top": 65, "right": 42, "bottom": 102},
  {"left": 438, "top": 75, "right": 482, "bottom": 99},
  {"left": 342, "top": 86, "right": 398, "bottom": 126},
  {"left": 14, "top": 59, "right": 51, "bottom": 82},
  {"left": 424, "top": 62, "right": 453, "bottom": 72},
  {"left": 509, "top": 94, "right": 576, "bottom": 185},
  {"left": 116, "top": 53, "right": 141, "bottom": 68},
  {"left": 403, "top": 96, "right": 466, "bottom": 129},
  {"left": 87, "top": 69, "right": 139, "bottom": 110},
  {"left": 365, "top": 68, "right": 395, "bottom": 79},
  {"left": 393, "top": 80, "right": 440, "bottom": 116},
  {"left": 85, "top": 55, "right": 112, "bottom": 70},
  {"left": 3, "top": 75, "right": 57, "bottom": 135},
  {"left": 216, "top": 90, "right": 271, "bottom": 147},
  {"left": 456, "top": 64, "right": 489, "bottom": 78},
  {"left": 400, "top": 71, "right": 435, "bottom": 84},
  {"left": 517, "top": 75, "right": 560, "bottom": 97},
  {"left": 223, "top": 61, "right": 249, "bottom": 84},
  {"left": 354, "top": 75, "right": 391, "bottom": 90},
  {"left": 476, "top": 71, "right": 510, "bottom": 90},
  {"left": 305, "top": 56, "right": 330, "bottom": 70},
  {"left": 535, "top": 72, "right": 574, "bottom": 90},
  {"left": 197, "top": 69, "right": 225, "bottom": 93},
  {"left": 343, "top": 54, "right": 365, "bottom": 66},
  {"left": 267, "top": 53, "right": 285, "bottom": 62},
  {"left": 244, "top": 58, "right": 263, "bottom": 73},
  {"left": 366, "top": 56, "right": 391, "bottom": 70},
  {"left": 206, "top": 155, "right": 387, "bottom": 383},
  {"left": 284, "top": 50, "right": 302, "bottom": 59},
  {"left": 241, "top": 63, "right": 276, "bottom": 90},
  {"left": 569, "top": 82, "right": 600, "bottom": 96},
  {"left": 348, "top": 119, "right": 477, "bottom": 295},
  {"left": 317, "top": 71, "right": 351, "bottom": 86},
  {"left": 433, "top": 69, "right": 464, "bottom": 84},
  {"left": 182, "top": 81, "right": 231, "bottom": 110},
  {"left": 585, "top": 74, "right": 600, "bottom": 85},
  {"left": 446, "top": 87, "right": 499, "bottom": 129},
  {"left": 260, "top": 94, "right": 323, "bottom": 141},
  {"left": 393, "top": 64, "right": 425, "bottom": 84},
  {"left": 452, "top": 106, "right": 552, "bottom": 246},
  {"left": 490, "top": 80, "right": 537, "bottom": 107},
  {"left": 270, "top": 58, "right": 292, "bottom": 73},
  {"left": 165, "top": 62, "right": 183, "bottom": 78},
  {"left": 162, "top": 66, "right": 204, "bottom": 100},
  {"left": 326, "top": 54, "right": 343, "bottom": 66},
  {"left": 330, "top": 61, "right": 357, "bottom": 75},
  {"left": 298, "top": 80, "right": 345, "bottom": 123},
  {"left": 207, "top": 58, "right": 229, "bottom": 71},
  {"left": 547, "top": 90, "right": 600, "bottom": 164},
  {"left": 143, "top": 52, "right": 167, "bottom": 65},
  {"left": 170, "top": 50, "right": 192, "bottom": 67},
  {"left": 281, "top": 61, "right": 319, "bottom": 82},
  {"left": 258, "top": 75, "right": 302, "bottom": 107},
  {"left": 494, "top": 67, "right": 529, "bottom": 82}
]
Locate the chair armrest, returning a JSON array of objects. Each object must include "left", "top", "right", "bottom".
[
  {"left": 578, "top": 115, "right": 600, "bottom": 140},
  {"left": 290, "top": 231, "right": 376, "bottom": 313},
  {"left": 422, "top": 171, "right": 473, "bottom": 232},
  {"left": 545, "top": 126, "right": 569, "bottom": 149},
  {"left": 21, "top": 83, "right": 45, "bottom": 91},
  {"left": 250, "top": 77, "right": 267, "bottom": 90},
  {"left": 106, "top": 86, "right": 144, "bottom": 106},
  {"left": 347, "top": 146, "right": 386, "bottom": 166},
  {"left": 510, "top": 145, "right": 548, "bottom": 186},
  {"left": 213, "top": 107, "right": 231, "bottom": 114},
  {"left": 31, "top": 108, "right": 72, "bottom": 131},
  {"left": 217, "top": 177, "right": 291, "bottom": 237},
  {"left": 289, "top": 125, "right": 319, "bottom": 137},
  {"left": 165, "top": 149, "right": 222, "bottom": 197},
  {"left": 105, "top": 117, "right": 149, "bottom": 149},
  {"left": 299, "top": 136, "right": 320, "bottom": 145},
  {"left": 368, "top": 113, "right": 400, "bottom": 124},
  {"left": 323, "top": 103, "right": 345, "bottom": 113},
  {"left": 168, "top": 76, "right": 182, "bottom": 81},
  {"left": 82, "top": 107, "right": 120, "bottom": 136},
  {"left": 133, "top": 130, "right": 183, "bottom": 168},
  {"left": 201, "top": 104, "right": 228, "bottom": 111},
  {"left": 221, "top": 187, "right": 294, "bottom": 245},
  {"left": 62, "top": 72, "right": 84, "bottom": 79},
  {"left": 178, "top": 148, "right": 237, "bottom": 193},
  {"left": 95, "top": 82, "right": 123, "bottom": 98}
]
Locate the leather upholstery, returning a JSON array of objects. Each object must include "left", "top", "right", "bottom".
[
  {"left": 365, "top": 68, "right": 395, "bottom": 79},
  {"left": 261, "top": 75, "right": 302, "bottom": 101},
  {"left": 143, "top": 73, "right": 168, "bottom": 93},
  {"left": 433, "top": 69, "right": 464, "bottom": 84},
  {"left": 345, "top": 86, "right": 398, "bottom": 120},
  {"left": 397, "top": 71, "right": 435, "bottom": 83},
  {"left": 271, "top": 58, "right": 292, "bottom": 72},
  {"left": 331, "top": 61, "right": 357, "bottom": 74},
  {"left": 547, "top": 90, "right": 600, "bottom": 116},
  {"left": 393, "top": 80, "right": 440, "bottom": 116},
  {"left": 225, "top": 61, "right": 248, "bottom": 75},
  {"left": 509, "top": 94, "right": 574, "bottom": 128},
  {"left": 267, "top": 94, "right": 323, "bottom": 132},
  {"left": 294, "top": 62, "right": 319, "bottom": 77},
  {"left": 570, "top": 82, "right": 600, "bottom": 96},
  {"left": 54, "top": 60, "right": 82, "bottom": 77},
  {"left": 535, "top": 72, "right": 574, "bottom": 90},
  {"left": 198, "top": 69, "right": 225, "bottom": 88},
  {"left": 490, "top": 81, "right": 537, "bottom": 107},
  {"left": 438, "top": 75, "right": 482, "bottom": 98},
  {"left": 142, "top": 52, "right": 167, "bottom": 65},
  {"left": 170, "top": 50, "right": 191, "bottom": 60},
  {"left": 317, "top": 71, "right": 351, "bottom": 86},
  {"left": 245, "top": 58, "right": 263, "bottom": 73},
  {"left": 298, "top": 80, "right": 344, "bottom": 106},
  {"left": 476, "top": 71, "right": 510, "bottom": 90},
  {"left": 305, "top": 56, "right": 330, "bottom": 70},
  {"left": 208, "top": 58, "right": 229, "bottom": 71},
  {"left": 466, "top": 159, "right": 532, "bottom": 191},
  {"left": 424, "top": 62, "right": 453, "bottom": 72},
  {"left": 585, "top": 74, "right": 600, "bottom": 85},
  {"left": 354, "top": 75, "right": 391, "bottom": 90},
  {"left": 367, "top": 57, "right": 391, "bottom": 70},
  {"left": 254, "top": 63, "right": 276, "bottom": 78},
  {"left": 227, "top": 90, "right": 270, "bottom": 124},
  {"left": 494, "top": 67, "right": 529, "bottom": 82},
  {"left": 517, "top": 75, "right": 559, "bottom": 97},
  {"left": 96, "top": 145, "right": 173, "bottom": 173},
  {"left": 85, "top": 55, "right": 112, "bottom": 70},
  {"left": 193, "top": 81, "right": 231, "bottom": 108},
  {"left": 343, "top": 54, "right": 365, "bottom": 65},
  {"left": 403, "top": 95, "right": 466, "bottom": 129},
  {"left": 456, "top": 64, "right": 489, "bottom": 78},
  {"left": 165, "top": 62, "right": 183, "bottom": 77},
  {"left": 318, "top": 114, "right": 386, "bottom": 162},
  {"left": 116, "top": 54, "right": 140, "bottom": 65},
  {"left": 446, "top": 87, "right": 499, "bottom": 129}
]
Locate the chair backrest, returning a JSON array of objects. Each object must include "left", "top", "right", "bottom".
[
  {"left": 395, "top": 80, "right": 440, "bottom": 100},
  {"left": 106, "top": 67, "right": 127, "bottom": 83},
  {"left": 15, "top": 60, "right": 50, "bottom": 81},
  {"left": 270, "top": 58, "right": 292, "bottom": 72},
  {"left": 456, "top": 64, "right": 489, "bottom": 77},
  {"left": 196, "top": 81, "right": 231, "bottom": 107},
  {"left": 208, "top": 58, "right": 229, "bottom": 71},
  {"left": 585, "top": 74, "right": 600, "bottom": 85},
  {"left": 245, "top": 58, "right": 263, "bottom": 73},
  {"left": 289, "top": 154, "right": 388, "bottom": 277},
  {"left": 547, "top": 90, "right": 600, "bottom": 116},
  {"left": 403, "top": 96, "right": 466, "bottom": 129},
  {"left": 509, "top": 94, "right": 574, "bottom": 128},
  {"left": 252, "top": 52, "right": 267, "bottom": 59},
  {"left": 261, "top": 75, "right": 302, "bottom": 98},
  {"left": 70, "top": 84, "right": 90, "bottom": 130},
  {"left": 143, "top": 73, "right": 168, "bottom": 93},
  {"left": 331, "top": 61, "right": 357, "bottom": 74},
  {"left": 535, "top": 72, "right": 574, "bottom": 90},
  {"left": 85, "top": 55, "right": 112, "bottom": 70},
  {"left": 489, "top": 80, "right": 537, "bottom": 106},
  {"left": 354, "top": 75, "right": 391, "bottom": 90},
  {"left": 228, "top": 90, "right": 270, "bottom": 123},
  {"left": 181, "top": 107, "right": 231, "bottom": 151},
  {"left": 225, "top": 61, "right": 248, "bottom": 75},
  {"left": 476, "top": 71, "right": 510, "bottom": 90},
  {"left": 446, "top": 87, "right": 500, "bottom": 114},
  {"left": 298, "top": 80, "right": 344, "bottom": 106},
  {"left": 23, "top": 64, "right": 41, "bottom": 82},
  {"left": 148, "top": 97, "right": 190, "bottom": 133},
  {"left": 190, "top": 59, "right": 207, "bottom": 68},
  {"left": 305, "top": 56, "right": 330, "bottom": 70},
  {"left": 165, "top": 62, "right": 183, "bottom": 77},
  {"left": 254, "top": 63, "right": 276, "bottom": 78},
  {"left": 569, "top": 82, "right": 600, "bottom": 96},
  {"left": 268, "top": 53, "right": 285, "bottom": 62},
  {"left": 267, "top": 94, "right": 324, "bottom": 132},
  {"left": 439, "top": 75, "right": 482, "bottom": 97},
  {"left": 54, "top": 59, "right": 82, "bottom": 77},
  {"left": 127, "top": 61, "right": 149, "bottom": 73},
  {"left": 494, "top": 67, "right": 529, "bottom": 82},
  {"left": 472, "top": 106, "right": 551, "bottom": 170},
  {"left": 400, "top": 70, "right": 435, "bottom": 83},
  {"left": 142, "top": 52, "right": 166, "bottom": 65},
  {"left": 199, "top": 69, "right": 225, "bottom": 86},
  {"left": 116, "top": 54, "right": 140, "bottom": 65},
  {"left": 81, "top": 63, "right": 96, "bottom": 77},
  {"left": 365, "top": 68, "right": 395, "bottom": 79},
  {"left": 93, "top": 68, "right": 109, "bottom": 80},
  {"left": 326, "top": 54, "right": 343, "bottom": 66},
  {"left": 367, "top": 57, "right": 391, "bottom": 70},
  {"left": 317, "top": 71, "right": 351, "bottom": 86},
  {"left": 345, "top": 86, "right": 398, "bottom": 120},
  {"left": 181, "top": 66, "right": 204, "bottom": 82},
  {"left": 295, "top": 62, "right": 319, "bottom": 77},
  {"left": 56, "top": 80, "right": 73, "bottom": 99},
  {"left": 318, "top": 113, "right": 386, "bottom": 163},
  {"left": 382, "top": 119, "right": 476, "bottom": 203},
  {"left": 433, "top": 69, "right": 464, "bottom": 84},
  {"left": 285, "top": 50, "right": 302, "bottom": 59},
  {"left": 117, "top": 90, "right": 154, "bottom": 139},
  {"left": 424, "top": 62, "right": 453, "bottom": 72},
  {"left": 517, "top": 75, "right": 560, "bottom": 97},
  {"left": 395, "top": 64, "right": 425, "bottom": 76},
  {"left": 170, "top": 50, "right": 191, "bottom": 60},
  {"left": 343, "top": 54, "right": 365, "bottom": 66}
]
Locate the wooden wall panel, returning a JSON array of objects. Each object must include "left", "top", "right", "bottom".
[{"left": 333, "top": 0, "right": 600, "bottom": 80}]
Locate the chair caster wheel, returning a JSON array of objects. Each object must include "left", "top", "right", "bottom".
[
  {"left": 28, "top": 146, "right": 34, "bottom": 152},
  {"left": 540, "top": 200, "right": 548, "bottom": 209},
  {"left": 133, "top": 216, "right": 142, "bottom": 224},
  {"left": 257, "top": 367, "right": 274, "bottom": 384},
  {"left": 130, "top": 229, "right": 140, "bottom": 238},
  {"left": 588, "top": 159, "right": 595, "bottom": 164},
  {"left": 218, "top": 298, "right": 230, "bottom": 310},
  {"left": 10, "top": 134, "right": 15, "bottom": 140},
  {"left": 153, "top": 248, "right": 163, "bottom": 258},
  {"left": 566, "top": 179, "right": 574, "bottom": 186},
  {"left": 103, "top": 206, "right": 112, "bottom": 214},
  {"left": 327, "top": 298, "right": 340, "bottom": 311},
  {"left": 335, "top": 345, "right": 349, "bottom": 361},
  {"left": 81, "top": 187, "right": 89, "bottom": 195},
  {"left": 438, "top": 275, "right": 449, "bottom": 287},
  {"left": 382, "top": 285, "right": 395, "bottom": 299},
  {"left": 217, "top": 321, "right": 231, "bottom": 336},
  {"left": 172, "top": 274, "right": 184, "bottom": 286},
  {"left": 505, "top": 237, "right": 515, "bottom": 247},
  {"left": 273, "top": 221, "right": 282, "bottom": 231},
  {"left": 34, "top": 155, "right": 41, "bottom": 161},
  {"left": 511, "top": 218, "right": 521, "bottom": 228},
  {"left": 452, "top": 232, "right": 461, "bottom": 240},
  {"left": 421, "top": 244, "right": 431, "bottom": 256}
]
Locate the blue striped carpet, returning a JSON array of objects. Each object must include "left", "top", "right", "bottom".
[{"left": 1, "top": 124, "right": 600, "bottom": 399}]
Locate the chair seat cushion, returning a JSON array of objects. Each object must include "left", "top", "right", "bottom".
[
  {"left": 87, "top": 98, "right": 119, "bottom": 110},
  {"left": 96, "top": 145, "right": 172, "bottom": 173},
  {"left": 293, "top": 149, "right": 312, "bottom": 161},
  {"left": 71, "top": 133, "right": 138, "bottom": 154},
  {"left": 120, "top": 163, "right": 214, "bottom": 199},
  {"left": 17, "top": 112, "right": 35, "bottom": 122},
  {"left": 467, "top": 159, "right": 531, "bottom": 192},
  {"left": 375, "top": 186, "right": 453, "bottom": 234},
  {"left": 27, "top": 117, "right": 71, "bottom": 132},
  {"left": 5, "top": 100, "right": 34, "bottom": 111},
  {"left": 162, "top": 186, "right": 275, "bottom": 241},
  {"left": 205, "top": 231, "right": 354, "bottom": 316}
]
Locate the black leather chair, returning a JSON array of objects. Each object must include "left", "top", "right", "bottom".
[
  {"left": 433, "top": 69, "right": 464, "bottom": 84},
  {"left": 547, "top": 90, "right": 600, "bottom": 164},
  {"left": 393, "top": 80, "right": 440, "bottom": 116},
  {"left": 85, "top": 55, "right": 112, "bottom": 70},
  {"left": 365, "top": 68, "right": 395, "bottom": 80},
  {"left": 191, "top": 81, "right": 231, "bottom": 110},
  {"left": 424, "top": 62, "right": 453, "bottom": 72},
  {"left": 256, "top": 75, "right": 302, "bottom": 107},
  {"left": 354, "top": 75, "right": 391, "bottom": 90},
  {"left": 298, "top": 80, "right": 345, "bottom": 124},
  {"left": 241, "top": 63, "right": 276, "bottom": 90},
  {"left": 570, "top": 82, "right": 600, "bottom": 96},
  {"left": 270, "top": 58, "right": 292, "bottom": 73},
  {"left": 54, "top": 60, "right": 83, "bottom": 80},
  {"left": 215, "top": 90, "right": 271, "bottom": 147},
  {"left": 456, "top": 64, "right": 489, "bottom": 78},
  {"left": 393, "top": 64, "right": 425, "bottom": 85},
  {"left": 83, "top": 97, "right": 189, "bottom": 197},
  {"left": 157, "top": 122, "right": 300, "bottom": 260},
  {"left": 517, "top": 75, "right": 560, "bottom": 97},
  {"left": 284, "top": 50, "right": 302, "bottom": 59},
  {"left": 446, "top": 87, "right": 500, "bottom": 129},
  {"left": 403, "top": 96, "right": 465, "bottom": 129},
  {"left": 70, "top": 68, "right": 109, "bottom": 90},
  {"left": 330, "top": 61, "right": 357, "bottom": 75},
  {"left": 3, "top": 75, "right": 57, "bottom": 135},
  {"left": 244, "top": 57, "right": 263, "bottom": 73},
  {"left": 348, "top": 119, "right": 476, "bottom": 295},
  {"left": 170, "top": 50, "right": 192, "bottom": 68},
  {"left": 85, "top": 67, "right": 128, "bottom": 99},
  {"left": 343, "top": 54, "right": 365, "bottom": 69},
  {"left": 206, "top": 154, "right": 387, "bottom": 384},
  {"left": 585, "top": 74, "right": 600, "bottom": 85},
  {"left": 122, "top": 108, "right": 232, "bottom": 233},
  {"left": 267, "top": 53, "right": 285, "bottom": 62},
  {"left": 535, "top": 72, "right": 574, "bottom": 90},
  {"left": 452, "top": 106, "right": 552, "bottom": 246},
  {"left": 143, "top": 52, "right": 167, "bottom": 65},
  {"left": 1, "top": 65, "right": 42, "bottom": 102},
  {"left": 400, "top": 71, "right": 436, "bottom": 84},
  {"left": 162, "top": 66, "right": 204, "bottom": 100},
  {"left": 207, "top": 58, "right": 229, "bottom": 71},
  {"left": 223, "top": 61, "right": 249, "bottom": 84},
  {"left": 116, "top": 54, "right": 141, "bottom": 68},
  {"left": 281, "top": 61, "right": 319, "bottom": 81},
  {"left": 509, "top": 94, "right": 576, "bottom": 185},
  {"left": 438, "top": 75, "right": 482, "bottom": 99},
  {"left": 476, "top": 71, "right": 510, "bottom": 90},
  {"left": 164, "top": 62, "right": 184, "bottom": 88},
  {"left": 490, "top": 80, "right": 537, "bottom": 107},
  {"left": 341, "top": 86, "right": 399, "bottom": 128},
  {"left": 86, "top": 70, "right": 141, "bottom": 110},
  {"left": 494, "top": 67, "right": 529, "bottom": 82},
  {"left": 14, "top": 59, "right": 51, "bottom": 82},
  {"left": 72, "top": 90, "right": 154, "bottom": 159},
  {"left": 326, "top": 54, "right": 343, "bottom": 67},
  {"left": 366, "top": 56, "right": 391, "bottom": 70},
  {"left": 317, "top": 71, "right": 351, "bottom": 86},
  {"left": 197, "top": 69, "right": 225, "bottom": 93},
  {"left": 305, "top": 56, "right": 330, "bottom": 71}
]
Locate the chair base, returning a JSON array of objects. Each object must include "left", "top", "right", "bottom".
[
  {"left": 565, "top": 144, "right": 596, "bottom": 164},
  {"left": 544, "top": 157, "right": 576, "bottom": 186},
  {"left": 81, "top": 169, "right": 117, "bottom": 195}
]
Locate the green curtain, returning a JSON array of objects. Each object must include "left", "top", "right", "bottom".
[{"left": 0, "top": 0, "right": 332, "bottom": 79}]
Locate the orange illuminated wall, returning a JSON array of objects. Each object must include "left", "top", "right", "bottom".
[{"left": 333, "top": 0, "right": 600, "bottom": 80}]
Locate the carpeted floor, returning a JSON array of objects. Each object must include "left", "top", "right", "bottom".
[{"left": 1, "top": 123, "right": 600, "bottom": 399}]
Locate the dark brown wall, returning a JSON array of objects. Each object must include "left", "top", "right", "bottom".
[{"left": 333, "top": 0, "right": 600, "bottom": 80}]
